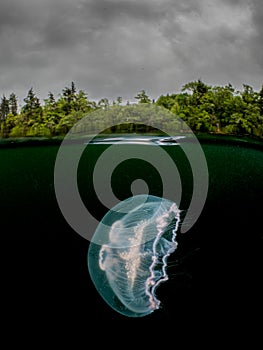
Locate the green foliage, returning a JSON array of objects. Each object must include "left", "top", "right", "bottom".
[
  {"left": 0, "top": 95, "right": 10, "bottom": 121},
  {"left": 9, "top": 93, "right": 18, "bottom": 116},
  {"left": 0, "top": 80, "right": 263, "bottom": 139},
  {"left": 156, "top": 81, "right": 263, "bottom": 137},
  {"left": 134, "top": 90, "right": 151, "bottom": 104}
]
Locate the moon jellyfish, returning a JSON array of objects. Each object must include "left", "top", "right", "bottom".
[{"left": 88, "top": 194, "right": 180, "bottom": 318}]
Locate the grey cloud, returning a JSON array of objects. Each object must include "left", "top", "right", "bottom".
[
  {"left": 222, "top": 0, "right": 248, "bottom": 5},
  {"left": 0, "top": 0, "right": 26, "bottom": 30},
  {"left": 0, "top": 0, "right": 263, "bottom": 104},
  {"left": 81, "top": 0, "right": 168, "bottom": 23},
  {"left": 0, "top": 0, "right": 85, "bottom": 50},
  {"left": 249, "top": 0, "right": 263, "bottom": 68},
  {"left": 40, "top": 15, "right": 85, "bottom": 49},
  {"left": 0, "top": 0, "right": 51, "bottom": 32}
]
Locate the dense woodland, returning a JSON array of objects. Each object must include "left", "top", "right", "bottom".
[{"left": 0, "top": 80, "right": 263, "bottom": 139}]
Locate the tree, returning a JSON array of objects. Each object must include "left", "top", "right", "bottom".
[
  {"left": 182, "top": 79, "right": 209, "bottom": 94},
  {"left": 98, "top": 98, "right": 110, "bottom": 109},
  {"left": 1, "top": 80, "right": 263, "bottom": 139},
  {"left": 113, "top": 96, "right": 123, "bottom": 106},
  {"left": 116, "top": 96, "right": 122, "bottom": 105},
  {"left": 42, "top": 92, "right": 61, "bottom": 135},
  {"left": 22, "top": 88, "right": 41, "bottom": 114},
  {"left": 258, "top": 85, "right": 263, "bottom": 116},
  {"left": 241, "top": 84, "right": 258, "bottom": 105},
  {"left": 44, "top": 92, "right": 56, "bottom": 111},
  {"left": 61, "top": 81, "right": 77, "bottom": 115},
  {"left": 134, "top": 90, "right": 151, "bottom": 104},
  {"left": 21, "top": 87, "right": 43, "bottom": 128},
  {"left": 156, "top": 94, "right": 178, "bottom": 110},
  {"left": 182, "top": 79, "right": 210, "bottom": 106},
  {"left": 9, "top": 93, "right": 18, "bottom": 116},
  {"left": 0, "top": 95, "right": 10, "bottom": 120},
  {"left": 74, "top": 90, "right": 96, "bottom": 113}
]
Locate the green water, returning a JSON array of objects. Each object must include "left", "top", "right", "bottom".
[
  {"left": 0, "top": 135, "right": 262, "bottom": 323},
  {"left": 0, "top": 137, "right": 262, "bottom": 242}
]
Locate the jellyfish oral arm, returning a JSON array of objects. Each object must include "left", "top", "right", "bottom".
[{"left": 146, "top": 202, "right": 180, "bottom": 311}]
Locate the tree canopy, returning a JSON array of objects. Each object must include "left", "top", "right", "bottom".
[{"left": 0, "top": 80, "right": 263, "bottom": 139}]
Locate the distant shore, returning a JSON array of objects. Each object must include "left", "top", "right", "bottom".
[{"left": 1, "top": 132, "right": 263, "bottom": 150}]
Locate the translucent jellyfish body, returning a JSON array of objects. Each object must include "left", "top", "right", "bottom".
[{"left": 87, "top": 194, "right": 181, "bottom": 318}]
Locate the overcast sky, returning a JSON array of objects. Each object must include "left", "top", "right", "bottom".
[{"left": 1, "top": 0, "right": 263, "bottom": 106}]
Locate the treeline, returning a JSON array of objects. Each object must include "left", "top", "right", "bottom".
[{"left": 0, "top": 80, "right": 263, "bottom": 138}]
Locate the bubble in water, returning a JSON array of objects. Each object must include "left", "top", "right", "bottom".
[{"left": 87, "top": 194, "right": 180, "bottom": 318}]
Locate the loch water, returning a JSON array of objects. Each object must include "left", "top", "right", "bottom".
[{"left": 0, "top": 135, "right": 262, "bottom": 327}]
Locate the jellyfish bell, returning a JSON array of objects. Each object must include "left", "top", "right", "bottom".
[{"left": 87, "top": 194, "right": 181, "bottom": 318}]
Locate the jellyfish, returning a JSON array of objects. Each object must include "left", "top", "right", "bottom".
[{"left": 87, "top": 194, "right": 181, "bottom": 318}]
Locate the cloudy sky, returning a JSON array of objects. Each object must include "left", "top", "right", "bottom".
[{"left": 1, "top": 0, "right": 263, "bottom": 106}]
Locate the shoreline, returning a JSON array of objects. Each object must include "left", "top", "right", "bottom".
[{"left": 0, "top": 132, "right": 263, "bottom": 149}]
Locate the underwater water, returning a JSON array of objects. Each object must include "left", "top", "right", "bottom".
[
  {"left": 88, "top": 194, "right": 180, "bottom": 317},
  {"left": 0, "top": 134, "right": 263, "bottom": 325}
]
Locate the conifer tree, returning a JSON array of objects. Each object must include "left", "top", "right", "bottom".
[
  {"left": 0, "top": 95, "right": 10, "bottom": 120},
  {"left": 9, "top": 93, "right": 18, "bottom": 115}
]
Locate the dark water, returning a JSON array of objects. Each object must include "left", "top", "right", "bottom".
[{"left": 0, "top": 136, "right": 262, "bottom": 328}]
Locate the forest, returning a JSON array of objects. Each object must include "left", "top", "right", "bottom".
[{"left": 0, "top": 79, "right": 263, "bottom": 139}]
